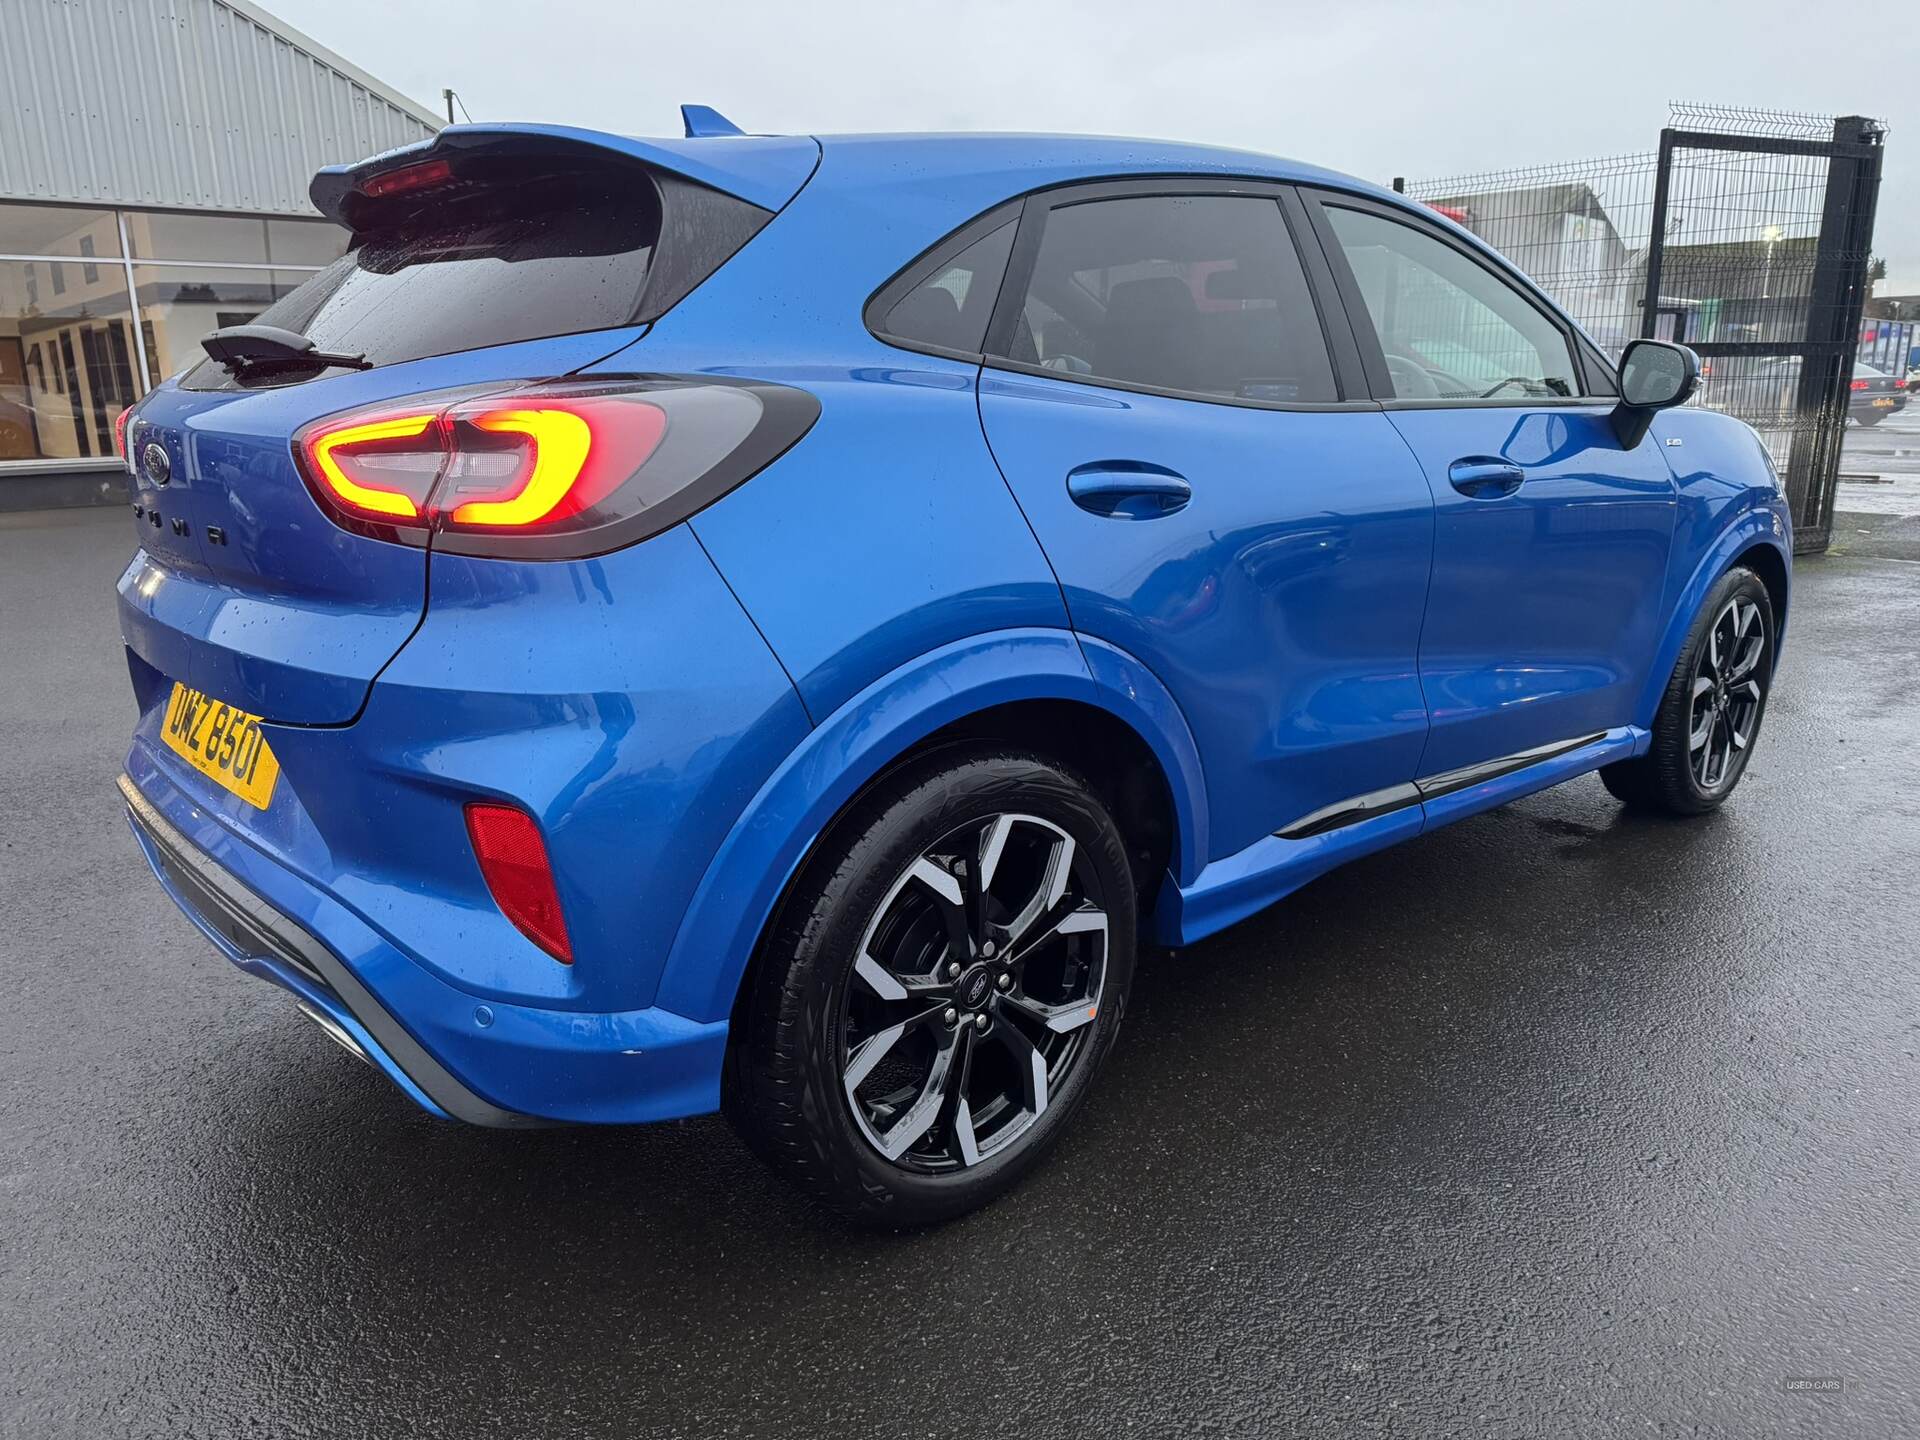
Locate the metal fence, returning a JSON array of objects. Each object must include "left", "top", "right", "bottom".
[{"left": 1408, "top": 103, "right": 1887, "bottom": 553}]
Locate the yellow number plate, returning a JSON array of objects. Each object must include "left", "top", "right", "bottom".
[{"left": 160, "top": 683, "right": 281, "bottom": 810}]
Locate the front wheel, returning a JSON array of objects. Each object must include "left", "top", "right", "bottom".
[
  {"left": 725, "top": 746, "right": 1136, "bottom": 1227},
  {"left": 1601, "top": 566, "right": 1774, "bottom": 815}
]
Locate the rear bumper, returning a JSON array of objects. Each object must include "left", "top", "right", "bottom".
[{"left": 118, "top": 767, "right": 731, "bottom": 1127}]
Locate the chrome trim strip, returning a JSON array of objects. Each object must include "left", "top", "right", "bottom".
[
  {"left": 1271, "top": 732, "right": 1611, "bottom": 841},
  {"left": 1274, "top": 782, "right": 1422, "bottom": 841},
  {"left": 1413, "top": 732, "right": 1609, "bottom": 800}
]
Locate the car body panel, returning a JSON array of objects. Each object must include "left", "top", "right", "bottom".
[
  {"left": 978, "top": 369, "right": 1435, "bottom": 858},
  {"left": 126, "top": 522, "right": 810, "bottom": 1018},
  {"left": 652, "top": 627, "right": 1209, "bottom": 1024},
  {"left": 115, "top": 124, "right": 1792, "bottom": 1129},
  {"left": 1383, "top": 404, "right": 1678, "bottom": 777},
  {"left": 118, "top": 328, "right": 647, "bottom": 725}
]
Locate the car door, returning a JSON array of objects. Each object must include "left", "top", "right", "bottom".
[
  {"left": 974, "top": 180, "right": 1436, "bottom": 862},
  {"left": 1302, "top": 191, "right": 1678, "bottom": 779}
]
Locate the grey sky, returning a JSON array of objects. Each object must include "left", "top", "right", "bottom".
[{"left": 276, "top": 0, "right": 1920, "bottom": 293}]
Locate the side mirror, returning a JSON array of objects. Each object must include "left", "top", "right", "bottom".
[{"left": 1611, "top": 339, "right": 1700, "bottom": 447}]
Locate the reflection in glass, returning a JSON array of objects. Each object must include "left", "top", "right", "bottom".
[
  {"left": 133, "top": 266, "right": 311, "bottom": 382},
  {"left": 0, "top": 259, "right": 140, "bottom": 461},
  {"left": 0, "top": 203, "right": 122, "bottom": 258}
]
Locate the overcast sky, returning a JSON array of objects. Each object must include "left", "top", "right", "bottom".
[{"left": 276, "top": 0, "right": 1920, "bottom": 294}]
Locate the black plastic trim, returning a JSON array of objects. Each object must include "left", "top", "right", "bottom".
[
  {"left": 1271, "top": 732, "right": 1611, "bottom": 840},
  {"left": 1413, "top": 732, "right": 1610, "bottom": 800},
  {"left": 1274, "top": 782, "right": 1422, "bottom": 840},
  {"left": 119, "top": 774, "right": 540, "bottom": 1128}
]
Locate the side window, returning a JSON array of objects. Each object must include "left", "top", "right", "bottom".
[
  {"left": 1323, "top": 205, "right": 1580, "bottom": 402},
  {"left": 877, "top": 219, "right": 1015, "bottom": 354},
  {"left": 998, "top": 194, "right": 1336, "bottom": 403}
]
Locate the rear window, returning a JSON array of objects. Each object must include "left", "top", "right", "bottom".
[{"left": 183, "top": 168, "right": 765, "bottom": 389}]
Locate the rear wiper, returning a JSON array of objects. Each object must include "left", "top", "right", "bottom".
[{"left": 201, "top": 323, "right": 371, "bottom": 374}]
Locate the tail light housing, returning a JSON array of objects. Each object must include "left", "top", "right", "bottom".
[
  {"left": 114, "top": 405, "right": 134, "bottom": 463},
  {"left": 1850, "top": 378, "right": 1870, "bottom": 392},
  {"left": 291, "top": 376, "right": 818, "bottom": 560},
  {"left": 466, "top": 803, "right": 573, "bottom": 963}
]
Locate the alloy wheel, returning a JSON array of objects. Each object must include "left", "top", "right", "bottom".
[
  {"left": 1689, "top": 596, "right": 1767, "bottom": 792},
  {"left": 839, "top": 813, "right": 1110, "bottom": 1173}
]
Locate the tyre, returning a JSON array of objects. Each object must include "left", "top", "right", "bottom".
[
  {"left": 1855, "top": 412, "right": 1883, "bottom": 427},
  {"left": 1601, "top": 566, "right": 1775, "bottom": 815},
  {"left": 725, "top": 745, "right": 1136, "bottom": 1227}
]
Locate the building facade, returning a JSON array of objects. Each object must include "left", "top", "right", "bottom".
[{"left": 0, "top": 0, "right": 438, "bottom": 496}]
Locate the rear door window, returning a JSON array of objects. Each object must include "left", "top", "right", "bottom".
[{"left": 994, "top": 193, "right": 1337, "bottom": 404}]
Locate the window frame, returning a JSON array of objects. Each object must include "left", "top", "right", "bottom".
[
  {"left": 981, "top": 176, "right": 1370, "bottom": 411},
  {"left": 1298, "top": 188, "right": 1617, "bottom": 408},
  {"left": 863, "top": 201, "right": 1023, "bottom": 363}
]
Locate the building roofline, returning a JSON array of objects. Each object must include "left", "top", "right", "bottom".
[{"left": 220, "top": 0, "right": 443, "bottom": 132}]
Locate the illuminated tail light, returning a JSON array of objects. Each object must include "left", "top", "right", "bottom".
[
  {"left": 1850, "top": 378, "right": 1870, "bottom": 391},
  {"left": 466, "top": 803, "right": 573, "bottom": 963},
  {"left": 114, "top": 405, "right": 133, "bottom": 462},
  {"left": 361, "top": 157, "right": 455, "bottom": 199},
  {"left": 291, "top": 377, "right": 816, "bottom": 559}
]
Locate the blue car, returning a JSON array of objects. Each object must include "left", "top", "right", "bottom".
[{"left": 117, "top": 113, "right": 1790, "bottom": 1225}]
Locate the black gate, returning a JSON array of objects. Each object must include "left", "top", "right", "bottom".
[
  {"left": 1408, "top": 104, "right": 1887, "bottom": 555},
  {"left": 1642, "top": 114, "right": 1886, "bottom": 553}
]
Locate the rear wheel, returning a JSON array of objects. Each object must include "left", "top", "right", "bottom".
[
  {"left": 725, "top": 746, "right": 1136, "bottom": 1227},
  {"left": 1601, "top": 566, "right": 1774, "bottom": 815}
]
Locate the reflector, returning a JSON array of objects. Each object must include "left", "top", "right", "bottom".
[{"left": 465, "top": 803, "right": 573, "bottom": 963}]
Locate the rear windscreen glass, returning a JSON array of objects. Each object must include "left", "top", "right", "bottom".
[{"left": 182, "top": 173, "right": 662, "bottom": 388}]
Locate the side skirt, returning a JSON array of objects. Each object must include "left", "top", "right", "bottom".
[{"left": 1155, "top": 726, "right": 1646, "bottom": 947}]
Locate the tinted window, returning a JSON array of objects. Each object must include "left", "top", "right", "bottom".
[
  {"left": 1001, "top": 194, "right": 1335, "bottom": 404},
  {"left": 1324, "top": 206, "right": 1579, "bottom": 401},
  {"left": 181, "top": 170, "right": 762, "bottom": 390},
  {"left": 880, "top": 220, "right": 1015, "bottom": 353}
]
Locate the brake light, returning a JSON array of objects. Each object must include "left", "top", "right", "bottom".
[
  {"left": 307, "top": 413, "right": 441, "bottom": 518},
  {"left": 1850, "top": 378, "right": 1870, "bottom": 391},
  {"left": 466, "top": 803, "right": 573, "bottom": 963},
  {"left": 362, "top": 157, "right": 454, "bottom": 199},
  {"left": 291, "top": 377, "right": 817, "bottom": 559},
  {"left": 114, "top": 405, "right": 133, "bottom": 461}
]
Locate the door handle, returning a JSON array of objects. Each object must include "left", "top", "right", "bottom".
[
  {"left": 1066, "top": 463, "right": 1193, "bottom": 518},
  {"left": 1447, "top": 457, "right": 1526, "bottom": 498}
]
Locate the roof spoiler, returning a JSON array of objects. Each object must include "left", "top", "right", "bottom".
[{"left": 310, "top": 122, "right": 819, "bottom": 225}]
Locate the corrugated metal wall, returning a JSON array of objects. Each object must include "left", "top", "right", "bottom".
[{"left": 0, "top": 0, "right": 439, "bottom": 215}]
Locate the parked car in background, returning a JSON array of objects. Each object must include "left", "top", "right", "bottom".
[
  {"left": 113, "top": 119, "right": 1792, "bottom": 1225},
  {"left": 1850, "top": 361, "right": 1908, "bottom": 424}
]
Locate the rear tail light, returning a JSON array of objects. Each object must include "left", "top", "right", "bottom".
[
  {"left": 466, "top": 803, "right": 573, "bottom": 963},
  {"left": 1850, "top": 378, "right": 1870, "bottom": 391},
  {"left": 114, "top": 405, "right": 133, "bottom": 462},
  {"left": 292, "top": 377, "right": 817, "bottom": 559}
]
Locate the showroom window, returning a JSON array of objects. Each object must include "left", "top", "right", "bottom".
[{"left": 0, "top": 201, "right": 347, "bottom": 466}]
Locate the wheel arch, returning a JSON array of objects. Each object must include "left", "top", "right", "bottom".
[
  {"left": 654, "top": 628, "right": 1207, "bottom": 1026},
  {"left": 1637, "top": 507, "right": 1792, "bottom": 726}
]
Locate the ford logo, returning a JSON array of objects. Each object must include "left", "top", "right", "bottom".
[{"left": 142, "top": 441, "right": 172, "bottom": 486}]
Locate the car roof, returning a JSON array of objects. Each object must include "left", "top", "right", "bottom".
[{"left": 809, "top": 131, "right": 1394, "bottom": 202}]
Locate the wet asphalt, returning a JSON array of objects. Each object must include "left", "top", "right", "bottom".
[{"left": 2, "top": 504, "right": 1916, "bottom": 1440}]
